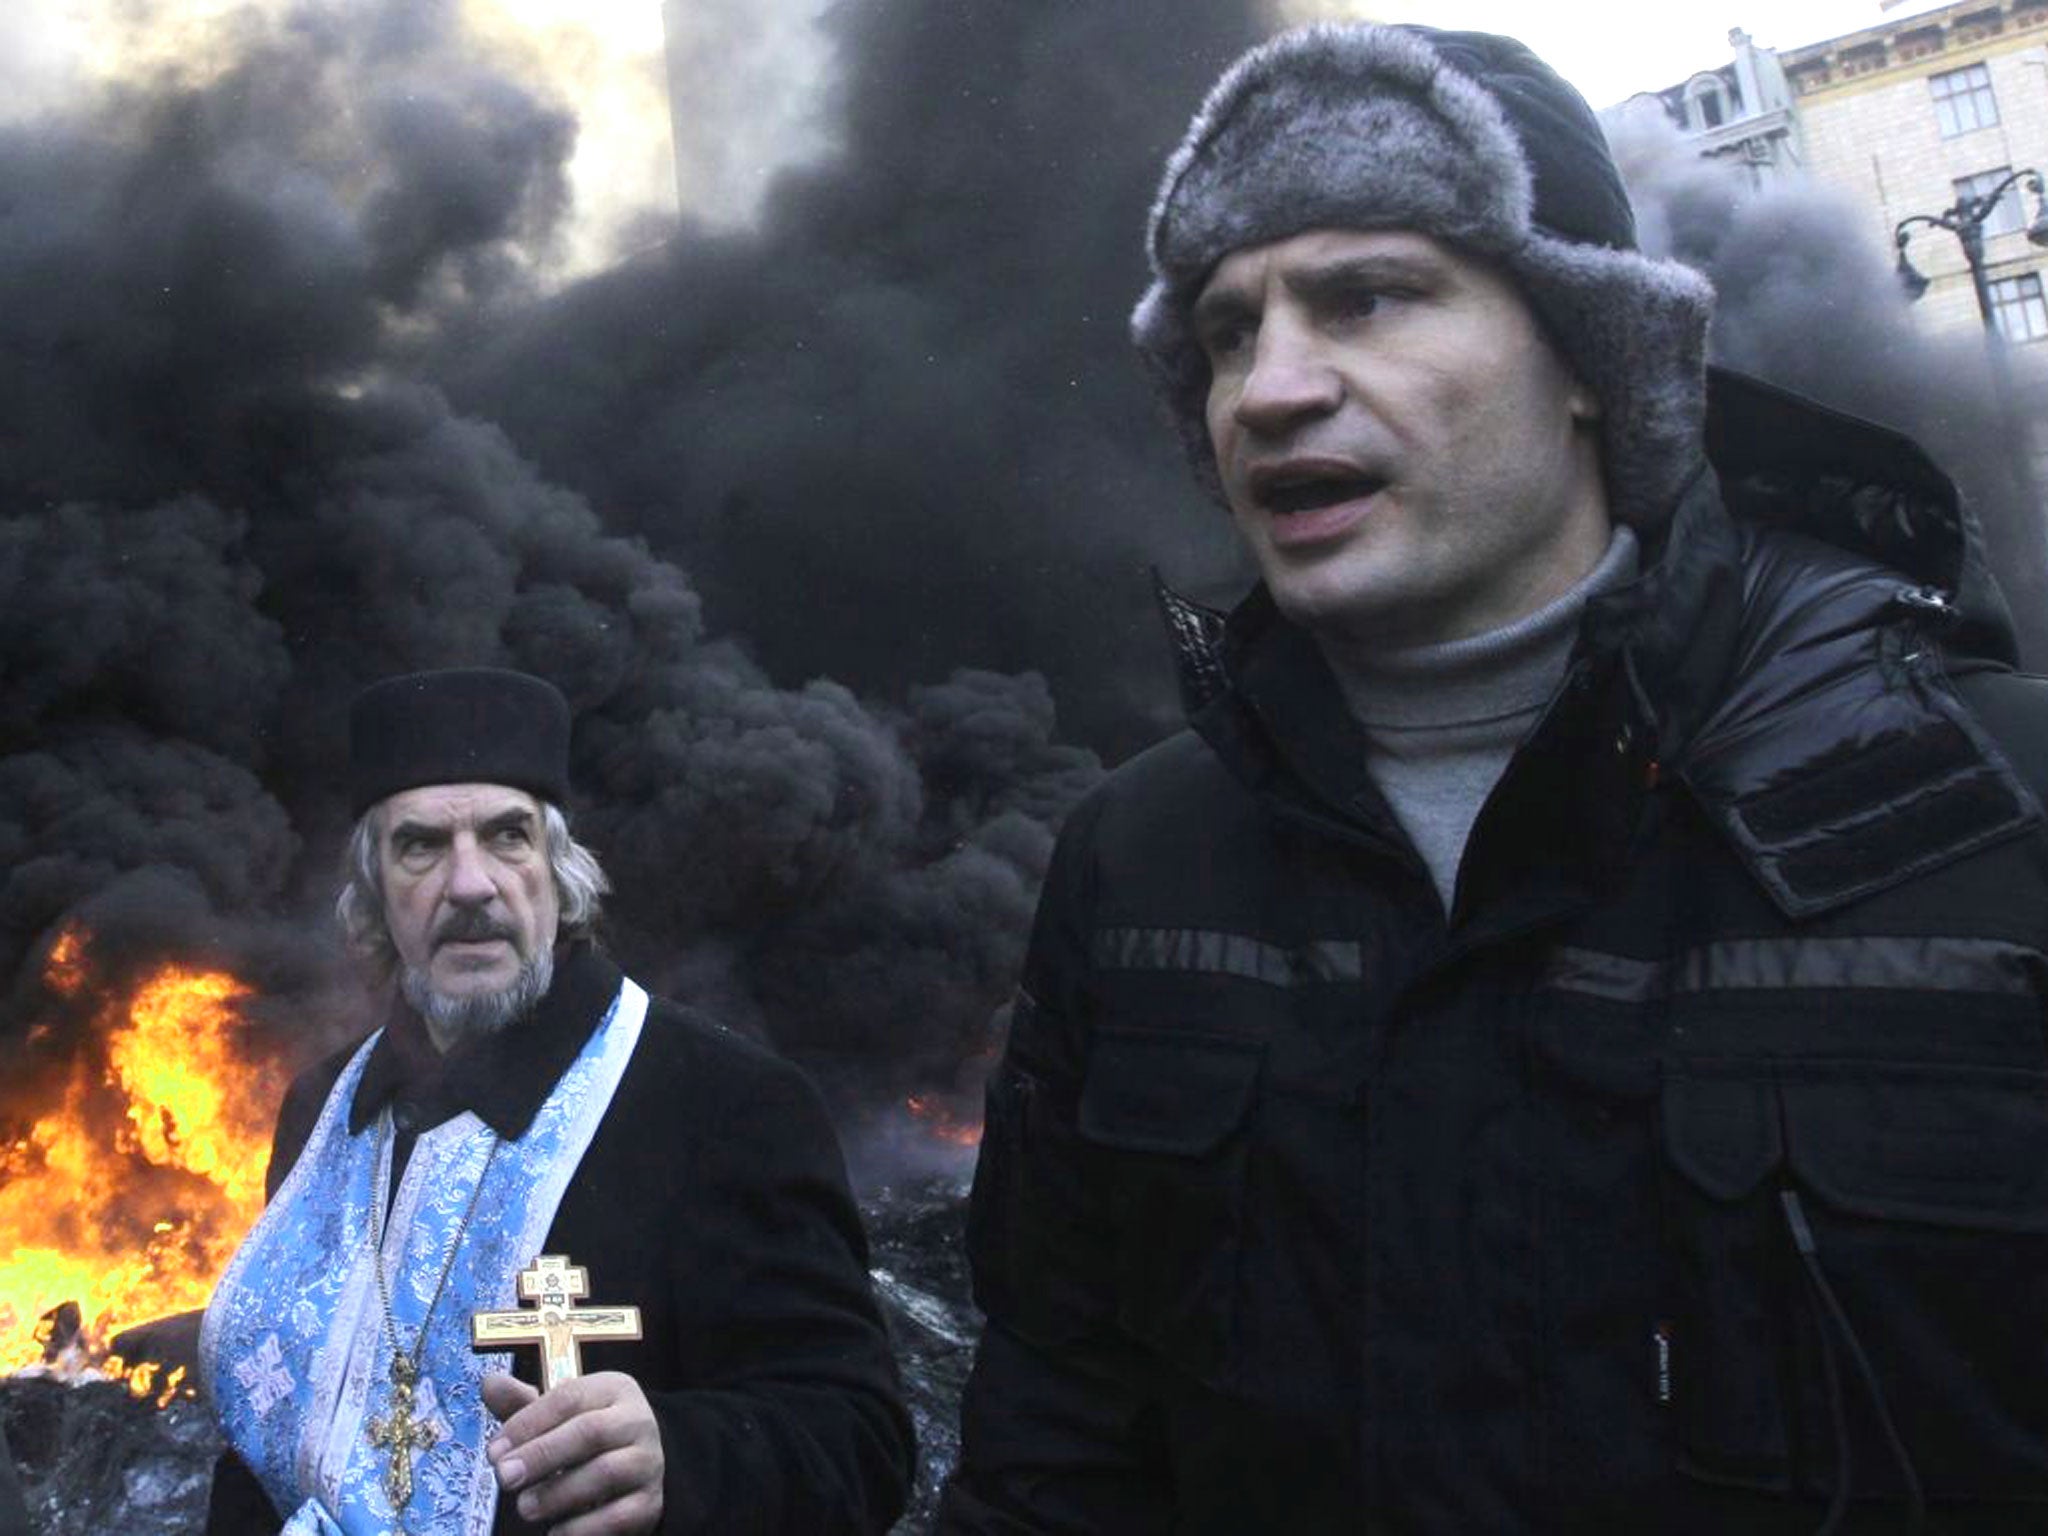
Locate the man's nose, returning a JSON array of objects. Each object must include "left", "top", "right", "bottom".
[
  {"left": 1232, "top": 316, "right": 1342, "bottom": 436},
  {"left": 444, "top": 836, "right": 497, "bottom": 906}
]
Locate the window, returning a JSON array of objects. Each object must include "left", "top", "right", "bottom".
[
  {"left": 1990, "top": 272, "right": 2048, "bottom": 342},
  {"left": 1955, "top": 6, "right": 2007, "bottom": 42},
  {"left": 1685, "top": 73, "right": 1738, "bottom": 130},
  {"left": 1789, "top": 61, "right": 1833, "bottom": 95},
  {"left": 1898, "top": 25, "right": 1946, "bottom": 61},
  {"left": 1956, "top": 167, "right": 2025, "bottom": 236},
  {"left": 1931, "top": 63, "right": 1999, "bottom": 135}
]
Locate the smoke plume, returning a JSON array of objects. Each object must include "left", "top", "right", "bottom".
[
  {"left": 0, "top": 0, "right": 1261, "bottom": 1155},
  {"left": 444, "top": 0, "right": 1261, "bottom": 756}
]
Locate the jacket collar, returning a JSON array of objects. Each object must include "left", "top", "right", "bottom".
[
  {"left": 348, "top": 941, "right": 622, "bottom": 1141},
  {"left": 1186, "top": 562, "right": 1666, "bottom": 923}
]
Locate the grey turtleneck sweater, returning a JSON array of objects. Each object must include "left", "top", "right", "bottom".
[{"left": 1324, "top": 528, "right": 1640, "bottom": 912}]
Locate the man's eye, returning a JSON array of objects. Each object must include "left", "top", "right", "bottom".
[
  {"left": 1331, "top": 287, "right": 1383, "bottom": 320},
  {"left": 491, "top": 826, "right": 533, "bottom": 851},
  {"left": 1197, "top": 316, "right": 1253, "bottom": 362}
]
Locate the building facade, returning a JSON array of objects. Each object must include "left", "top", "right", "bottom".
[
  {"left": 1789, "top": 0, "right": 2048, "bottom": 343},
  {"left": 1631, "top": 1, "right": 2048, "bottom": 346}
]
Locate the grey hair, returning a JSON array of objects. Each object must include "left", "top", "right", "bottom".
[{"left": 336, "top": 799, "right": 609, "bottom": 968}]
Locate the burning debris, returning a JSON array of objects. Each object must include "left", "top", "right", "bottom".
[
  {"left": 0, "top": 927, "right": 282, "bottom": 1392},
  {"left": 863, "top": 1175, "right": 980, "bottom": 1534},
  {"left": 31, "top": 1305, "right": 80, "bottom": 1371},
  {"left": 0, "top": 1374, "right": 221, "bottom": 1536},
  {"left": 904, "top": 1094, "right": 983, "bottom": 1151}
]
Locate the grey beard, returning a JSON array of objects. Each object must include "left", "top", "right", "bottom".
[{"left": 400, "top": 946, "right": 555, "bottom": 1046}]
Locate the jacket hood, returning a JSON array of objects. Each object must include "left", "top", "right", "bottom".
[{"left": 1702, "top": 368, "right": 2015, "bottom": 668}]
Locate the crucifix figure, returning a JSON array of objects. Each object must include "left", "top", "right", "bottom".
[
  {"left": 470, "top": 1254, "right": 644, "bottom": 1392},
  {"left": 365, "top": 1353, "right": 439, "bottom": 1510}
]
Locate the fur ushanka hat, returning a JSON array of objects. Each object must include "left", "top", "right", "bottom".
[{"left": 1131, "top": 24, "right": 1714, "bottom": 531}]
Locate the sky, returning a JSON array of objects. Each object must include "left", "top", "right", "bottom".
[{"left": 0, "top": 0, "right": 679, "bottom": 272}]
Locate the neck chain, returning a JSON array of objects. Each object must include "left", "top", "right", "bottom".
[{"left": 362, "top": 1112, "right": 502, "bottom": 1520}]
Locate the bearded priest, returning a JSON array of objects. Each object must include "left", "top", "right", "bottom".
[{"left": 200, "top": 667, "right": 912, "bottom": 1536}]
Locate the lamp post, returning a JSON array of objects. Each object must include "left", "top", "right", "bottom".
[
  {"left": 1894, "top": 167, "right": 2048, "bottom": 333},
  {"left": 1895, "top": 167, "right": 2048, "bottom": 670}
]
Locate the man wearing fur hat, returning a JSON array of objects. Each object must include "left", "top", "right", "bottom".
[
  {"left": 201, "top": 668, "right": 912, "bottom": 1536},
  {"left": 941, "top": 23, "right": 2048, "bottom": 1533}
]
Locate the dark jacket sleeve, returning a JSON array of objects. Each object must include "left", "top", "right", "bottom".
[
  {"left": 202, "top": 1059, "right": 337, "bottom": 1536},
  {"left": 645, "top": 1045, "right": 915, "bottom": 1536},
  {"left": 936, "top": 793, "right": 1175, "bottom": 1534}
]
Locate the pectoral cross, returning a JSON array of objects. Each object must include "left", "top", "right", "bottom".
[
  {"left": 365, "top": 1353, "right": 440, "bottom": 1510},
  {"left": 470, "top": 1255, "right": 643, "bottom": 1391}
]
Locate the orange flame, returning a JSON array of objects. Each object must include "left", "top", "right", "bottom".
[
  {"left": 44, "top": 927, "right": 88, "bottom": 998},
  {"left": 905, "top": 1093, "right": 982, "bottom": 1149},
  {"left": 1, "top": 927, "right": 283, "bottom": 1392}
]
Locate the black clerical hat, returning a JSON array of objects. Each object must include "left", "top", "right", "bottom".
[{"left": 348, "top": 667, "right": 571, "bottom": 816}]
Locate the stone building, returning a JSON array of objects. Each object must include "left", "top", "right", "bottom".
[
  {"left": 1789, "top": 0, "right": 2048, "bottom": 343},
  {"left": 1627, "top": 0, "right": 2048, "bottom": 345}
]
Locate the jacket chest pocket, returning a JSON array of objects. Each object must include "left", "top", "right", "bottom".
[
  {"left": 1077, "top": 1026, "right": 1263, "bottom": 1389},
  {"left": 1661, "top": 1058, "right": 2048, "bottom": 1504}
]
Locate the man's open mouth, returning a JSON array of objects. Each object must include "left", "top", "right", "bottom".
[{"left": 1256, "top": 471, "right": 1386, "bottom": 515}]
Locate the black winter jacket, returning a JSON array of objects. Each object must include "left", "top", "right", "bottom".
[{"left": 938, "top": 372, "right": 2048, "bottom": 1534}]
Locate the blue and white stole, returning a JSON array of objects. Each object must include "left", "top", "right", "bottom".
[{"left": 199, "top": 978, "right": 648, "bottom": 1536}]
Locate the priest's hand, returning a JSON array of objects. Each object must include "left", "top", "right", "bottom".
[{"left": 483, "top": 1371, "right": 665, "bottom": 1535}]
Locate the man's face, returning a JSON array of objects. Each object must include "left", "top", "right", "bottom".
[
  {"left": 377, "top": 782, "right": 560, "bottom": 1021},
  {"left": 1196, "top": 228, "right": 1609, "bottom": 649}
]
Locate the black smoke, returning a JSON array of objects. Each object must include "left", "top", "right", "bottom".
[
  {"left": 442, "top": 0, "right": 1261, "bottom": 756},
  {"left": 0, "top": 0, "right": 1262, "bottom": 1147},
  {"left": 1608, "top": 102, "right": 2048, "bottom": 662}
]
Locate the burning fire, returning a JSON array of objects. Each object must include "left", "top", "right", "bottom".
[
  {"left": 1, "top": 927, "right": 283, "bottom": 1397},
  {"left": 905, "top": 1093, "right": 982, "bottom": 1149}
]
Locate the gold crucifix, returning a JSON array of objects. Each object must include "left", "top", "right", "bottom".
[
  {"left": 470, "top": 1254, "right": 643, "bottom": 1392},
  {"left": 365, "top": 1353, "right": 439, "bottom": 1510}
]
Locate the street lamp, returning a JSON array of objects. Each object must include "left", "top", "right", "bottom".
[
  {"left": 1894, "top": 167, "right": 2048, "bottom": 334},
  {"left": 1895, "top": 167, "right": 2048, "bottom": 667}
]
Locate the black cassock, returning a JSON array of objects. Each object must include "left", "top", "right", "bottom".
[{"left": 204, "top": 942, "right": 913, "bottom": 1535}]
